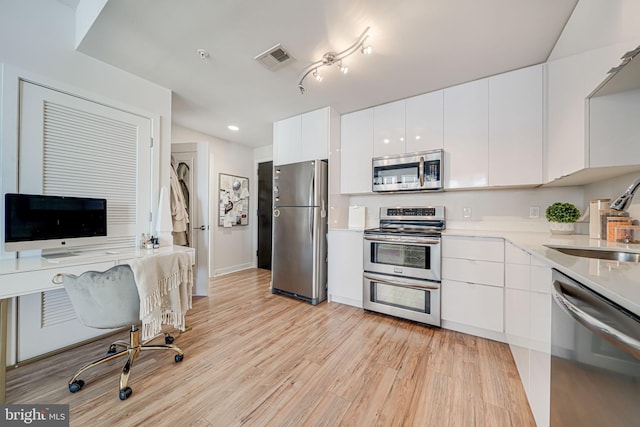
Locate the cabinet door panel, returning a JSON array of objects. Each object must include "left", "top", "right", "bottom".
[
  {"left": 443, "top": 79, "right": 489, "bottom": 188},
  {"left": 341, "top": 109, "right": 373, "bottom": 194},
  {"left": 489, "top": 65, "right": 543, "bottom": 186},
  {"left": 406, "top": 91, "right": 443, "bottom": 153},
  {"left": 273, "top": 116, "right": 301, "bottom": 166},
  {"left": 373, "top": 100, "right": 405, "bottom": 157},
  {"left": 441, "top": 279, "right": 503, "bottom": 332},
  {"left": 300, "top": 107, "right": 329, "bottom": 161}
]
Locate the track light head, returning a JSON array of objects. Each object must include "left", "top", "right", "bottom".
[{"left": 297, "top": 27, "right": 371, "bottom": 94}]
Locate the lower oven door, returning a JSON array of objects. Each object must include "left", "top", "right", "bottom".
[
  {"left": 363, "top": 234, "right": 440, "bottom": 281},
  {"left": 363, "top": 272, "right": 441, "bottom": 327}
]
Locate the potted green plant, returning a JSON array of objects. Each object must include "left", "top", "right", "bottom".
[{"left": 545, "top": 202, "right": 581, "bottom": 234}]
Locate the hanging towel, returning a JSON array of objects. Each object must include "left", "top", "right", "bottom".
[{"left": 128, "top": 251, "right": 193, "bottom": 341}]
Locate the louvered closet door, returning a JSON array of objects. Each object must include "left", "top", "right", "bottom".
[{"left": 16, "top": 81, "right": 152, "bottom": 361}]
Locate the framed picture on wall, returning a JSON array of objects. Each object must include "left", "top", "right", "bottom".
[{"left": 218, "top": 173, "right": 249, "bottom": 227}]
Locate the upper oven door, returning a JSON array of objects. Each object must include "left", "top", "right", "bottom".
[
  {"left": 363, "top": 234, "right": 441, "bottom": 281},
  {"left": 372, "top": 150, "right": 442, "bottom": 192}
]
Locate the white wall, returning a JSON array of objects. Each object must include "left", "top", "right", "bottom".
[
  {"left": 172, "top": 124, "right": 255, "bottom": 276},
  {"left": 0, "top": 0, "right": 173, "bottom": 258},
  {"left": 583, "top": 171, "right": 640, "bottom": 220}
]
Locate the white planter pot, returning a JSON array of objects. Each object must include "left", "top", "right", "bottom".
[{"left": 549, "top": 221, "right": 575, "bottom": 235}]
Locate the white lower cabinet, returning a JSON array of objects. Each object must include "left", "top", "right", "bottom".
[
  {"left": 441, "top": 236, "right": 504, "bottom": 340},
  {"left": 505, "top": 242, "right": 551, "bottom": 427},
  {"left": 441, "top": 279, "right": 503, "bottom": 332},
  {"left": 327, "top": 230, "right": 363, "bottom": 308}
]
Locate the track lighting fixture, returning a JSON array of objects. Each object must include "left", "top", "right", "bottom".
[{"left": 297, "top": 27, "right": 371, "bottom": 94}]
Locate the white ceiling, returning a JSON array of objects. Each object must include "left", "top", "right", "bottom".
[{"left": 76, "top": 0, "right": 578, "bottom": 148}]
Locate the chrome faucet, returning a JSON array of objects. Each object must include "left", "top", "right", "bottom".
[{"left": 610, "top": 177, "right": 640, "bottom": 211}]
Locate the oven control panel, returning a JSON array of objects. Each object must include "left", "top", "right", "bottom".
[{"left": 381, "top": 206, "right": 445, "bottom": 221}]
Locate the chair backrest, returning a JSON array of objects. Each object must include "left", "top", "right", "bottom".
[{"left": 61, "top": 265, "right": 140, "bottom": 329}]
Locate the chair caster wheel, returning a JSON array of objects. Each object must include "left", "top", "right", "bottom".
[
  {"left": 107, "top": 344, "right": 117, "bottom": 356},
  {"left": 175, "top": 354, "right": 184, "bottom": 363},
  {"left": 165, "top": 335, "right": 175, "bottom": 345},
  {"left": 119, "top": 387, "right": 133, "bottom": 400},
  {"left": 69, "top": 380, "right": 84, "bottom": 393}
]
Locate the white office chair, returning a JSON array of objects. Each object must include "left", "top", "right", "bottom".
[{"left": 53, "top": 264, "right": 184, "bottom": 400}]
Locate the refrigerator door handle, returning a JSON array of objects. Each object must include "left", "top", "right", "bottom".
[
  {"left": 309, "top": 206, "right": 314, "bottom": 243},
  {"left": 309, "top": 163, "right": 315, "bottom": 208}
]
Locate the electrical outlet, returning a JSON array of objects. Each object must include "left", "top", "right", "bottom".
[
  {"left": 529, "top": 206, "right": 540, "bottom": 219},
  {"left": 463, "top": 207, "right": 472, "bottom": 219}
]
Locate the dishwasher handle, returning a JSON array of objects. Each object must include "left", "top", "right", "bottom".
[{"left": 552, "top": 279, "right": 640, "bottom": 360}]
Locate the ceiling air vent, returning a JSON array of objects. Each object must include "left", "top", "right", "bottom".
[{"left": 254, "top": 44, "right": 295, "bottom": 71}]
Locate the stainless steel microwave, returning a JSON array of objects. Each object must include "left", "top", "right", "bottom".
[{"left": 372, "top": 149, "right": 443, "bottom": 192}]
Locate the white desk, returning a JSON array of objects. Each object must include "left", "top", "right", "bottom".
[{"left": 0, "top": 245, "right": 195, "bottom": 403}]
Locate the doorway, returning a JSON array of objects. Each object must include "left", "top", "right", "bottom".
[
  {"left": 257, "top": 161, "right": 273, "bottom": 270},
  {"left": 171, "top": 143, "right": 210, "bottom": 296}
]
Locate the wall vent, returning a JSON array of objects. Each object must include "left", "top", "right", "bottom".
[{"left": 254, "top": 44, "right": 295, "bottom": 71}]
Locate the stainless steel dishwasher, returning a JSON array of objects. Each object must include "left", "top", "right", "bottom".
[{"left": 550, "top": 269, "right": 640, "bottom": 426}]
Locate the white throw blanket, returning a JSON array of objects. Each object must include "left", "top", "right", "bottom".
[{"left": 128, "top": 251, "right": 193, "bottom": 341}]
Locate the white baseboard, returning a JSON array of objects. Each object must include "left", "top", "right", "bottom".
[
  {"left": 328, "top": 294, "right": 363, "bottom": 309},
  {"left": 213, "top": 262, "right": 254, "bottom": 277},
  {"left": 441, "top": 320, "right": 506, "bottom": 343}
]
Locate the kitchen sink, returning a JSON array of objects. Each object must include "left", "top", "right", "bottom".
[{"left": 546, "top": 246, "right": 640, "bottom": 263}]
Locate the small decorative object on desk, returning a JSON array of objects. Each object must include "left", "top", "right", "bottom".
[{"left": 546, "top": 202, "right": 581, "bottom": 235}]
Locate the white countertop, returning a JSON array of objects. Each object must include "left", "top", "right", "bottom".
[
  {"left": 0, "top": 245, "right": 194, "bottom": 276},
  {"left": 444, "top": 229, "right": 640, "bottom": 316}
]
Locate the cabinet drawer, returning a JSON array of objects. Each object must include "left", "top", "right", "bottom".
[
  {"left": 441, "top": 279, "right": 504, "bottom": 332},
  {"left": 442, "top": 258, "right": 504, "bottom": 287},
  {"left": 1, "top": 261, "right": 115, "bottom": 299},
  {"left": 442, "top": 236, "right": 504, "bottom": 262}
]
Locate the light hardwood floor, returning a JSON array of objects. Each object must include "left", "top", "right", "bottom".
[{"left": 7, "top": 268, "right": 535, "bottom": 426}]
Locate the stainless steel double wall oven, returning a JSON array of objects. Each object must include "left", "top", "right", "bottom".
[{"left": 363, "top": 206, "right": 445, "bottom": 326}]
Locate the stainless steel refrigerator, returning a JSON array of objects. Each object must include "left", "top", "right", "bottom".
[{"left": 271, "top": 160, "right": 328, "bottom": 305}]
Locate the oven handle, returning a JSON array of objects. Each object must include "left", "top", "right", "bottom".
[
  {"left": 364, "top": 235, "right": 440, "bottom": 245},
  {"left": 552, "top": 279, "right": 640, "bottom": 360},
  {"left": 364, "top": 273, "right": 440, "bottom": 291}
]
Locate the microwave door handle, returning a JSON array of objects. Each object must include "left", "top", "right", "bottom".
[
  {"left": 419, "top": 156, "right": 425, "bottom": 187},
  {"left": 364, "top": 273, "right": 440, "bottom": 291},
  {"left": 552, "top": 280, "right": 640, "bottom": 360}
]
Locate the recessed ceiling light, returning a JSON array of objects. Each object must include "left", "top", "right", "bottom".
[{"left": 228, "top": 125, "right": 239, "bottom": 131}]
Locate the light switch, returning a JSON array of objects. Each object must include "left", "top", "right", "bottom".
[{"left": 463, "top": 207, "right": 472, "bottom": 219}]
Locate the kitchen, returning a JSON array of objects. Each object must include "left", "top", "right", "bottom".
[{"left": 1, "top": 0, "right": 640, "bottom": 426}]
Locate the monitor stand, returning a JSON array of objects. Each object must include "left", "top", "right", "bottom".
[{"left": 41, "top": 250, "right": 77, "bottom": 260}]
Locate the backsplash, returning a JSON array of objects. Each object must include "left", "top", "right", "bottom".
[{"left": 349, "top": 185, "right": 585, "bottom": 231}]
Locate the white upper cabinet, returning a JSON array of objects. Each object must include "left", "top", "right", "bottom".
[
  {"left": 373, "top": 100, "right": 405, "bottom": 157},
  {"left": 273, "top": 115, "right": 301, "bottom": 166},
  {"left": 273, "top": 107, "right": 331, "bottom": 166},
  {"left": 444, "top": 78, "right": 489, "bottom": 189},
  {"left": 489, "top": 64, "right": 543, "bottom": 186},
  {"left": 340, "top": 108, "right": 374, "bottom": 194},
  {"left": 546, "top": 45, "right": 623, "bottom": 181},
  {"left": 300, "top": 107, "right": 329, "bottom": 162},
  {"left": 589, "top": 88, "right": 640, "bottom": 168},
  {"left": 406, "top": 90, "right": 444, "bottom": 153}
]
